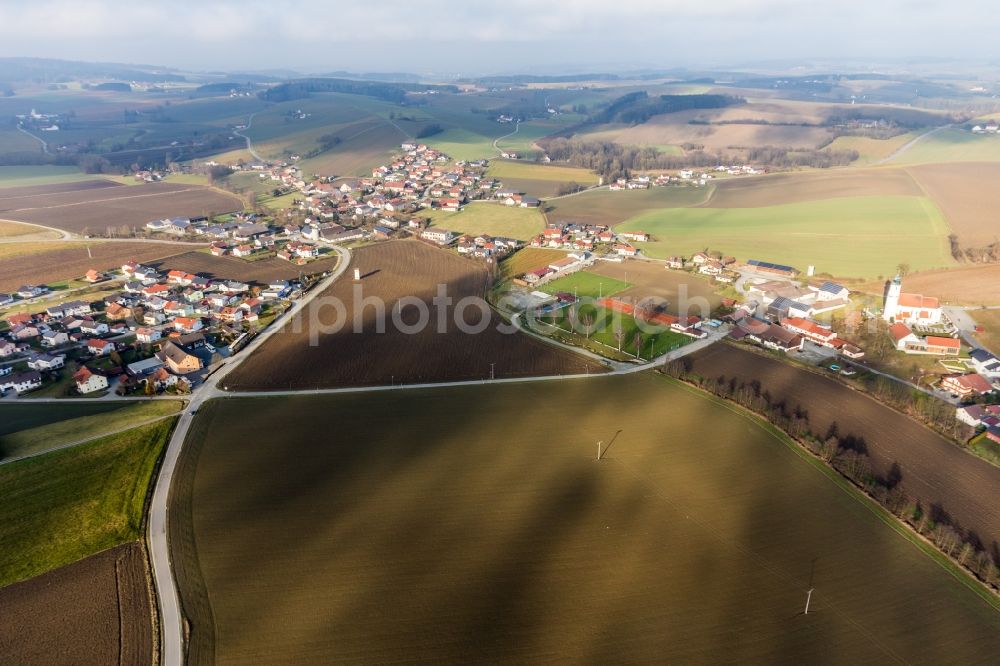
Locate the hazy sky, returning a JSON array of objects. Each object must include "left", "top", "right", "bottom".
[{"left": 0, "top": 0, "right": 992, "bottom": 75}]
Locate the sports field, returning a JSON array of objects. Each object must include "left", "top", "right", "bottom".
[
  {"left": 533, "top": 303, "right": 692, "bottom": 359},
  {"left": 170, "top": 375, "right": 1000, "bottom": 664},
  {"left": 617, "top": 195, "right": 955, "bottom": 278},
  {"left": 487, "top": 161, "right": 599, "bottom": 198},
  {"left": 538, "top": 271, "right": 630, "bottom": 298},
  {"left": 426, "top": 202, "right": 545, "bottom": 240}
]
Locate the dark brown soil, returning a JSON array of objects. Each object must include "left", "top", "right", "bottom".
[{"left": 0, "top": 541, "right": 153, "bottom": 665}]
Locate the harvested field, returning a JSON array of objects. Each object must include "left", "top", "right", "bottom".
[
  {"left": 171, "top": 374, "right": 1000, "bottom": 664},
  {"left": 586, "top": 119, "right": 833, "bottom": 152},
  {"left": 586, "top": 260, "right": 721, "bottom": 315},
  {"left": 498, "top": 247, "right": 568, "bottom": 280},
  {"left": 547, "top": 185, "right": 712, "bottom": 227},
  {"left": 0, "top": 178, "right": 122, "bottom": 201},
  {"left": 703, "top": 168, "right": 923, "bottom": 208},
  {"left": 148, "top": 249, "right": 340, "bottom": 285},
  {"left": 486, "top": 161, "right": 599, "bottom": 198},
  {"left": 906, "top": 162, "right": 1000, "bottom": 246},
  {"left": 857, "top": 264, "right": 1000, "bottom": 306},
  {"left": 0, "top": 182, "right": 242, "bottom": 234},
  {"left": 0, "top": 542, "right": 153, "bottom": 666},
  {"left": 225, "top": 241, "right": 604, "bottom": 389},
  {"left": 687, "top": 343, "right": 1000, "bottom": 547},
  {"left": 0, "top": 241, "right": 185, "bottom": 293},
  {"left": 0, "top": 220, "right": 45, "bottom": 237}
]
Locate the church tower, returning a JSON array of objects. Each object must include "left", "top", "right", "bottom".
[{"left": 883, "top": 275, "right": 902, "bottom": 321}]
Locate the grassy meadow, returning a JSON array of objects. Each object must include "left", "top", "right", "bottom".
[
  {"left": 426, "top": 202, "right": 546, "bottom": 240},
  {"left": 618, "top": 195, "right": 955, "bottom": 278},
  {"left": 171, "top": 375, "right": 1000, "bottom": 664},
  {"left": 0, "top": 400, "right": 182, "bottom": 461},
  {"left": 487, "top": 160, "right": 598, "bottom": 197},
  {"left": 889, "top": 128, "right": 1000, "bottom": 164},
  {"left": 0, "top": 418, "right": 174, "bottom": 587}
]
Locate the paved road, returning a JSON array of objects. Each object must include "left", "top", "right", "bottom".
[
  {"left": 233, "top": 113, "right": 263, "bottom": 162},
  {"left": 492, "top": 119, "right": 520, "bottom": 155},
  {"left": 16, "top": 125, "right": 49, "bottom": 155},
  {"left": 147, "top": 245, "right": 349, "bottom": 666},
  {"left": 875, "top": 124, "right": 953, "bottom": 166}
]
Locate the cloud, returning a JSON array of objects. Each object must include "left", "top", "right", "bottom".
[{"left": 0, "top": 0, "right": 990, "bottom": 72}]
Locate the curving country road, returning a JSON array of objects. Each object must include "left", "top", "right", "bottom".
[
  {"left": 147, "top": 245, "right": 350, "bottom": 666},
  {"left": 233, "top": 113, "right": 263, "bottom": 163}
]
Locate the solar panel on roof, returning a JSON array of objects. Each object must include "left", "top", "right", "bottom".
[{"left": 748, "top": 259, "right": 796, "bottom": 273}]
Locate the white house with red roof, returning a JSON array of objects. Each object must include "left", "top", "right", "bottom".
[
  {"left": 941, "top": 373, "right": 995, "bottom": 399},
  {"left": 74, "top": 366, "right": 108, "bottom": 394},
  {"left": 883, "top": 275, "right": 942, "bottom": 325}
]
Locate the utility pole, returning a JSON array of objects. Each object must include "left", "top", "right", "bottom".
[
  {"left": 490, "top": 363, "right": 495, "bottom": 380},
  {"left": 597, "top": 440, "right": 603, "bottom": 460},
  {"left": 804, "top": 588, "right": 814, "bottom": 615}
]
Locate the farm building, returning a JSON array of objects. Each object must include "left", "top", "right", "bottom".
[{"left": 746, "top": 259, "right": 798, "bottom": 277}]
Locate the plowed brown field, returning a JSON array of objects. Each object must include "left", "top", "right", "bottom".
[
  {"left": 0, "top": 241, "right": 185, "bottom": 292},
  {"left": 906, "top": 162, "right": 1000, "bottom": 246},
  {"left": 0, "top": 181, "right": 242, "bottom": 234},
  {"left": 0, "top": 542, "right": 153, "bottom": 665},
  {"left": 687, "top": 343, "right": 1000, "bottom": 547},
  {"left": 225, "top": 240, "right": 605, "bottom": 389}
]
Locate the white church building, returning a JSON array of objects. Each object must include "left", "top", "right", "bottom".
[{"left": 882, "top": 275, "right": 943, "bottom": 326}]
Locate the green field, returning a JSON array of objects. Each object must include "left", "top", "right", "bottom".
[
  {"left": 0, "top": 165, "right": 105, "bottom": 188},
  {"left": 426, "top": 202, "right": 546, "bottom": 240},
  {"left": 969, "top": 432, "right": 1000, "bottom": 467},
  {"left": 171, "top": 376, "right": 1000, "bottom": 664},
  {"left": 617, "top": 195, "right": 955, "bottom": 278},
  {"left": 0, "top": 419, "right": 174, "bottom": 587},
  {"left": 487, "top": 160, "right": 598, "bottom": 198},
  {"left": 533, "top": 303, "right": 691, "bottom": 359},
  {"left": 0, "top": 400, "right": 182, "bottom": 461},
  {"left": 547, "top": 185, "right": 714, "bottom": 226},
  {"left": 538, "top": 271, "right": 630, "bottom": 298},
  {"left": 889, "top": 128, "right": 1000, "bottom": 164}
]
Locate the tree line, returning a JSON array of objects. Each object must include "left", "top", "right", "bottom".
[
  {"left": 661, "top": 356, "right": 1000, "bottom": 592},
  {"left": 540, "top": 137, "right": 858, "bottom": 182}
]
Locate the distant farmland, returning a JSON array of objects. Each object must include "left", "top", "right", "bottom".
[
  {"left": 224, "top": 240, "right": 604, "bottom": 389},
  {"left": 547, "top": 185, "right": 712, "bottom": 227},
  {"left": 486, "top": 161, "right": 598, "bottom": 198},
  {"left": 171, "top": 374, "right": 1000, "bottom": 664},
  {"left": 617, "top": 195, "right": 954, "bottom": 278},
  {"left": 0, "top": 180, "right": 242, "bottom": 234}
]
